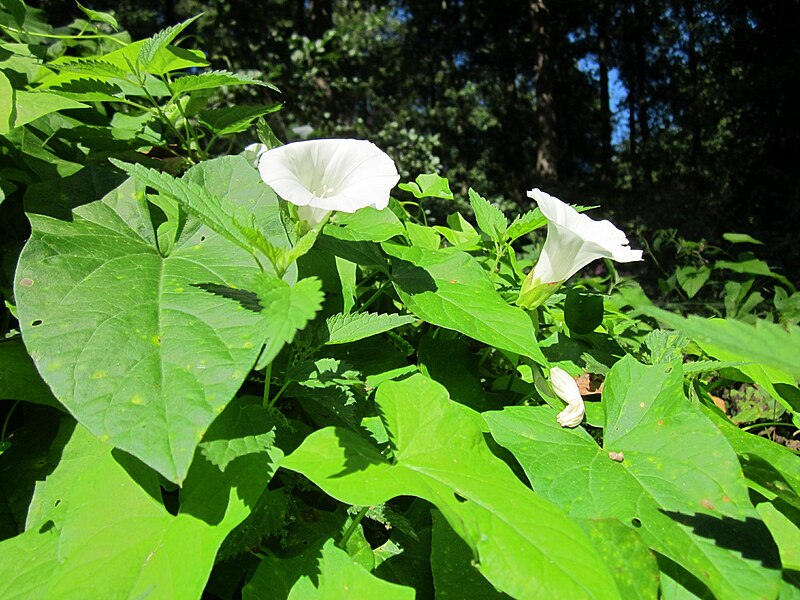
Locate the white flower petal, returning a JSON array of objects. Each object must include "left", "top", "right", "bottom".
[
  {"left": 527, "top": 188, "right": 642, "bottom": 284},
  {"left": 258, "top": 139, "right": 400, "bottom": 223},
  {"left": 550, "top": 366, "right": 585, "bottom": 428},
  {"left": 550, "top": 366, "right": 583, "bottom": 406},
  {"left": 297, "top": 205, "right": 331, "bottom": 229},
  {"left": 557, "top": 402, "right": 585, "bottom": 428}
]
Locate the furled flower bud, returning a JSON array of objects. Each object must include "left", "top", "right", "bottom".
[{"left": 549, "top": 366, "right": 585, "bottom": 428}]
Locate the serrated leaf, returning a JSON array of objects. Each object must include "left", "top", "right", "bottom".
[
  {"left": 217, "top": 488, "right": 289, "bottom": 562},
  {"left": 112, "top": 156, "right": 293, "bottom": 274},
  {"left": 641, "top": 329, "right": 690, "bottom": 365},
  {"left": 111, "top": 158, "right": 253, "bottom": 252},
  {"left": 50, "top": 39, "right": 208, "bottom": 79},
  {"left": 15, "top": 159, "right": 291, "bottom": 482},
  {"left": 682, "top": 359, "right": 751, "bottom": 374},
  {"left": 383, "top": 244, "right": 546, "bottom": 366},
  {"left": 321, "top": 312, "right": 416, "bottom": 345},
  {"left": 282, "top": 373, "right": 621, "bottom": 599},
  {"left": 200, "top": 103, "right": 282, "bottom": 136},
  {"left": 171, "top": 70, "right": 275, "bottom": 95},
  {"left": 468, "top": 188, "right": 507, "bottom": 243},
  {"left": 49, "top": 58, "right": 132, "bottom": 80},
  {"left": 0, "top": 404, "right": 281, "bottom": 599},
  {"left": 199, "top": 405, "right": 276, "bottom": 471},
  {"left": 138, "top": 14, "right": 202, "bottom": 71},
  {"left": 287, "top": 358, "right": 365, "bottom": 432},
  {"left": 253, "top": 276, "right": 324, "bottom": 368},
  {"left": 244, "top": 538, "right": 415, "bottom": 599},
  {"left": 486, "top": 357, "right": 782, "bottom": 600},
  {"left": 39, "top": 77, "right": 126, "bottom": 102},
  {"left": 506, "top": 208, "right": 546, "bottom": 241},
  {"left": 76, "top": 2, "right": 119, "bottom": 30},
  {"left": 398, "top": 173, "right": 453, "bottom": 200}
]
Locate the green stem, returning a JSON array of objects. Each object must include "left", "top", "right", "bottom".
[
  {"left": 338, "top": 506, "right": 369, "bottom": 548},
  {"left": 358, "top": 281, "right": 390, "bottom": 313},
  {"left": 164, "top": 79, "right": 204, "bottom": 162},
  {"left": 0, "top": 24, "right": 128, "bottom": 45},
  {"left": 1, "top": 401, "right": 21, "bottom": 445},
  {"left": 504, "top": 356, "right": 519, "bottom": 392},
  {"left": 262, "top": 362, "right": 272, "bottom": 409},
  {"left": 741, "top": 421, "right": 796, "bottom": 432},
  {"left": 266, "top": 381, "right": 290, "bottom": 410}
]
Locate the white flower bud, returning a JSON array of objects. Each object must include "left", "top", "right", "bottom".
[{"left": 549, "top": 366, "right": 585, "bottom": 428}]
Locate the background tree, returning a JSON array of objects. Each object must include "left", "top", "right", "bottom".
[{"left": 31, "top": 0, "right": 800, "bottom": 277}]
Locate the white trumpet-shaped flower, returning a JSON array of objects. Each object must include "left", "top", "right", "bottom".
[
  {"left": 549, "top": 366, "right": 585, "bottom": 428},
  {"left": 518, "top": 189, "right": 643, "bottom": 309},
  {"left": 257, "top": 139, "right": 400, "bottom": 229}
]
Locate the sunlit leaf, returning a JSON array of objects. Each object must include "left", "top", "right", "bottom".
[
  {"left": 282, "top": 373, "right": 621, "bottom": 599},
  {"left": 486, "top": 357, "right": 782, "bottom": 600}
]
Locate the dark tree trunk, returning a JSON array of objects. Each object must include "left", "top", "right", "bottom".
[
  {"left": 683, "top": 0, "right": 701, "bottom": 166},
  {"left": 307, "top": 0, "right": 333, "bottom": 39},
  {"left": 531, "top": 0, "right": 558, "bottom": 180},
  {"left": 598, "top": 0, "right": 613, "bottom": 183},
  {"left": 633, "top": 0, "right": 649, "bottom": 144}
]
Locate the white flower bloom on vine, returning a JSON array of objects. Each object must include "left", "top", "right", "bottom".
[
  {"left": 518, "top": 189, "right": 642, "bottom": 309},
  {"left": 549, "top": 366, "right": 585, "bottom": 428},
  {"left": 257, "top": 139, "right": 400, "bottom": 229},
  {"left": 241, "top": 143, "right": 268, "bottom": 168}
]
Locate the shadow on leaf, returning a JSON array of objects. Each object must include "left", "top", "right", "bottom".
[{"left": 660, "top": 509, "right": 781, "bottom": 568}]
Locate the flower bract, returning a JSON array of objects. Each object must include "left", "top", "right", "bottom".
[
  {"left": 258, "top": 139, "right": 400, "bottom": 229},
  {"left": 518, "top": 189, "right": 643, "bottom": 309}
]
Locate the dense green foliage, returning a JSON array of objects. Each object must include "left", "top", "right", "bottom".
[{"left": 1, "top": 3, "right": 798, "bottom": 599}]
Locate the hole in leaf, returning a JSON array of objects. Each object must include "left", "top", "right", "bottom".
[
  {"left": 453, "top": 492, "right": 468, "bottom": 503},
  {"left": 200, "top": 235, "right": 206, "bottom": 242},
  {"left": 54, "top": 499, "right": 61, "bottom": 507},
  {"left": 39, "top": 520, "right": 55, "bottom": 533},
  {"left": 31, "top": 319, "right": 42, "bottom": 327},
  {"left": 631, "top": 518, "right": 642, "bottom": 528}
]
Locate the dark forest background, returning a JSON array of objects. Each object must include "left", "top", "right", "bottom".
[{"left": 34, "top": 0, "right": 800, "bottom": 280}]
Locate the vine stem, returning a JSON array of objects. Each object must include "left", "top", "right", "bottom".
[
  {"left": 0, "top": 24, "right": 128, "bottom": 45},
  {"left": 262, "top": 362, "right": 272, "bottom": 409},
  {"left": 1, "top": 401, "right": 21, "bottom": 445},
  {"left": 338, "top": 506, "right": 369, "bottom": 548},
  {"left": 357, "top": 280, "right": 390, "bottom": 313}
]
